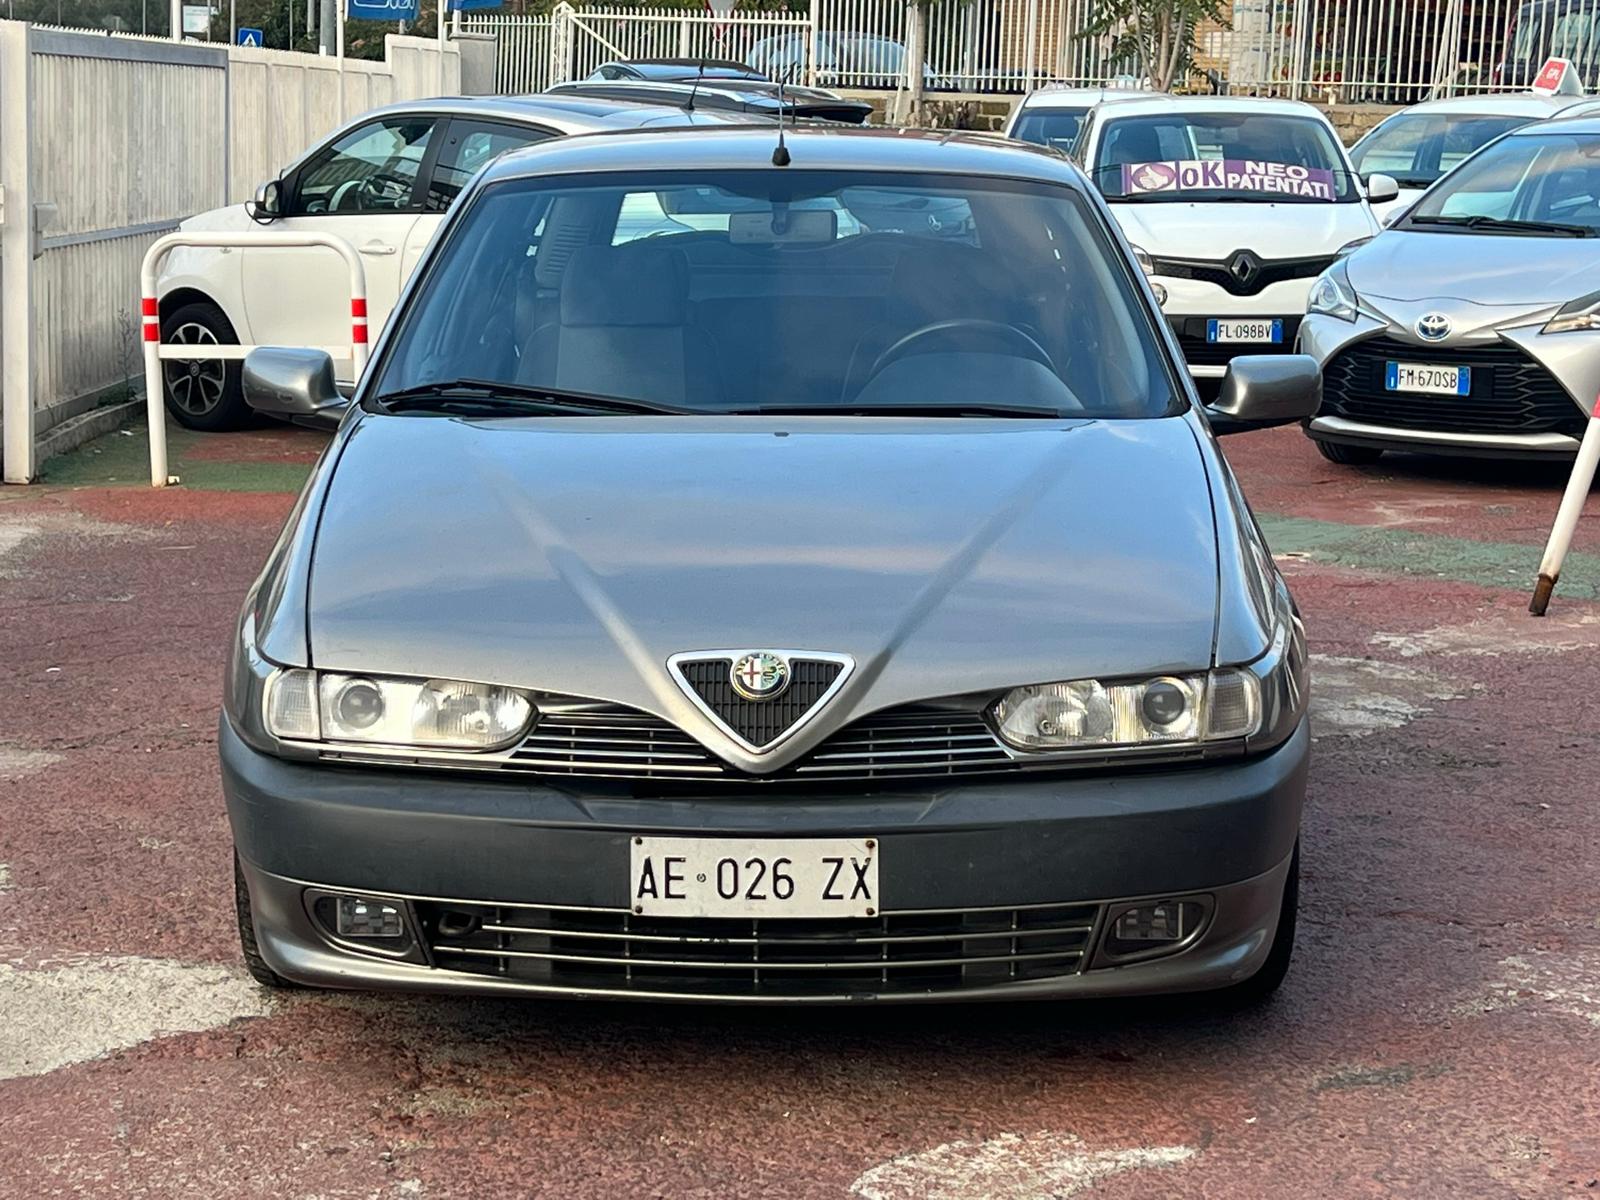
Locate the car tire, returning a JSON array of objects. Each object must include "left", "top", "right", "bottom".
[
  {"left": 1204, "top": 841, "right": 1299, "bottom": 1010},
  {"left": 161, "top": 300, "right": 249, "bottom": 431},
  {"left": 1315, "top": 439, "right": 1384, "bottom": 466},
  {"left": 234, "top": 851, "right": 298, "bottom": 989}
]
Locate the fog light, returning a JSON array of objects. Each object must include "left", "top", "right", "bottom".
[
  {"left": 335, "top": 895, "right": 406, "bottom": 939},
  {"left": 1099, "top": 898, "right": 1209, "bottom": 962}
]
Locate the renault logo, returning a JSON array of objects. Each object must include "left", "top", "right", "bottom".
[
  {"left": 1227, "top": 250, "right": 1261, "bottom": 286},
  {"left": 730, "top": 651, "right": 790, "bottom": 701},
  {"left": 1415, "top": 312, "right": 1452, "bottom": 341}
]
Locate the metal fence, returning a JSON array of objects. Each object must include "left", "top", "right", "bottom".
[
  {"left": 0, "top": 21, "right": 459, "bottom": 482},
  {"left": 465, "top": 0, "right": 1600, "bottom": 102}
]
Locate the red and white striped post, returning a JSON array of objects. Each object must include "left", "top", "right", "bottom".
[
  {"left": 1530, "top": 397, "right": 1600, "bottom": 615},
  {"left": 139, "top": 231, "right": 368, "bottom": 488}
]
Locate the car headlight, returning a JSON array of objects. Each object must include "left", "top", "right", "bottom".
[
  {"left": 265, "top": 669, "right": 534, "bottom": 750},
  {"left": 992, "top": 669, "right": 1261, "bottom": 751},
  {"left": 1308, "top": 262, "right": 1359, "bottom": 323},
  {"left": 1542, "top": 288, "right": 1600, "bottom": 334},
  {"left": 1130, "top": 243, "right": 1155, "bottom": 276}
]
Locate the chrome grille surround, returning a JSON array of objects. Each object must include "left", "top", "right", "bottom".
[{"left": 418, "top": 898, "right": 1103, "bottom": 998}]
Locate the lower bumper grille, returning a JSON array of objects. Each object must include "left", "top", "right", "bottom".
[
  {"left": 1320, "top": 336, "right": 1586, "bottom": 436},
  {"left": 419, "top": 900, "right": 1101, "bottom": 998},
  {"left": 1173, "top": 316, "right": 1301, "bottom": 367}
]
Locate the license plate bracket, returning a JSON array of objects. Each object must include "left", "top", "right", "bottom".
[
  {"left": 630, "top": 836, "right": 880, "bottom": 919},
  {"left": 1385, "top": 360, "right": 1471, "bottom": 396},
  {"left": 1206, "top": 318, "right": 1283, "bottom": 344}
]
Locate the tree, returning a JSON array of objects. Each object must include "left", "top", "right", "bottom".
[{"left": 1083, "top": 0, "right": 1229, "bottom": 92}]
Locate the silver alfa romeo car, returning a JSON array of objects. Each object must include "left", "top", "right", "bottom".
[
  {"left": 223, "top": 126, "right": 1315, "bottom": 1005},
  {"left": 1303, "top": 118, "right": 1600, "bottom": 463}
]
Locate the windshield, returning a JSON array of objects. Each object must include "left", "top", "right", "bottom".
[
  {"left": 1350, "top": 113, "right": 1533, "bottom": 188},
  {"left": 1403, "top": 131, "right": 1600, "bottom": 234},
  {"left": 1011, "top": 108, "right": 1087, "bottom": 155},
  {"left": 1091, "top": 112, "right": 1359, "bottom": 202},
  {"left": 373, "top": 169, "right": 1177, "bottom": 420}
]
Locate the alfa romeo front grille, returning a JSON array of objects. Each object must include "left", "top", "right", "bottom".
[
  {"left": 1320, "top": 335, "right": 1586, "bottom": 436},
  {"left": 504, "top": 703, "right": 1017, "bottom": 784},
  {"left": 673, "top": 656, "right": 844, "bottom": 748},
  {"left": 419, "top": 899, "right": 1101, "bottom": 998}
]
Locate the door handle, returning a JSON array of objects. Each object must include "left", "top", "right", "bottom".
[{"left": 359, "top": 241, "right": 396, "bottom": 256}]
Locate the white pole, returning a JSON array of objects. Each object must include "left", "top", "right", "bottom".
[
  {"left": 336, "top": 0, "right": 345, "bottom": 121},
  {"left": 171, "top": 0, "right": 182, "bottom": 39},
  {"left": 1530, "top": 407, "right": 1600, "bottom": 615},
  {"left": 438, "top": 0, "right": 447, "bottom": 93}
]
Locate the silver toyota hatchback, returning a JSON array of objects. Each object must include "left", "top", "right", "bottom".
[
  {"left": 223, "top": 127, "right": 1315, "bottom": 1005},
  {"left": 1302, "top": 118, "right": 1600, "bottom": 463}
]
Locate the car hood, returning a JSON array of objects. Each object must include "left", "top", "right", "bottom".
[
  {"left": 307, "top": 415, "right": 1221, "bottom": 766},
  {"left": 1348, "top": 229, "right": 1600, "bottom": 305},
  {"left": 1110, "top": 200, "right": 1375, "bottom": 259}
]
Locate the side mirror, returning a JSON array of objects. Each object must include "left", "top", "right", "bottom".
[
  {"left": 251, "top": 178, "right": 284, "bottom": 220},
  {"left": 243, "top": 347, "right": 348, "bottom": 431},
  {"left": 1381, "top": 204, "right": 1410, "bottom": 228},
  {"left": 1205, "top": 355, "right": 1322, "bottom": 435},
  {"left": 1365, "top": 172, "right": 1400, "bottom": 204}
]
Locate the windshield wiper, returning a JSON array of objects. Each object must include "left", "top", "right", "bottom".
[
  {"left": 371, "top": 379, "right": 693, "bottom": 417},
  {"left": 734, "top": 403, "right": 1072, "bottom": 419},
  {"left": 1408, "top": 214, "right": 1594, "bottom": 237}
]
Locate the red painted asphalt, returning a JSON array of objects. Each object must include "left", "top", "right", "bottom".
[{"left": 1, "top": 426, "right": 1598, "bottom": 1197}]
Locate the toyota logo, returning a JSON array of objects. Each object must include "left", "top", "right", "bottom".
[
  {"left": 1415, "top": 312, "right": 1452, "bottom": 342},
  {"left": 730, "top": 652, "right": 790, "bottom": 701}
]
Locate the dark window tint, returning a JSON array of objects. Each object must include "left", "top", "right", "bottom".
[
  {"left": 426, "top": 119, "right": 551, "bottom": 212},
  {"left": 292, "top": 117, "right": 435, "bottom": 215}
]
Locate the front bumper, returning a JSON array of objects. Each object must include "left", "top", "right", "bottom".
[{"left": 223, "top": 715, "right": 1309, "bottom": 1003}]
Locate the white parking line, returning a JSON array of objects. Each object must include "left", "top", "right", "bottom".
[{"left": 849, "top": 1131, "right": 1198, "bottom": 1200}]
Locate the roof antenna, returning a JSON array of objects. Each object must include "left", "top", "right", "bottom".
[
  {"left": 685, "top": 52, "right": 706, "bottom": 112},
  {"left": 772, "top": 61, "right": 793, "bottom": 166}
]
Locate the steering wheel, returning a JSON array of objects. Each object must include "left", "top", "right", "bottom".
[
  {"left": 329, "top": 178, "right": 366, "bottom": 212},
  {"left": 869, "top": 319, "right": 1057, "bottom": 381}
]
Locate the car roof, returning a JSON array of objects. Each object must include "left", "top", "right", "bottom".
[
  {"left": 1507, "top": 113, "right": 1600, "bottom": 135},
  {"left": 344, "top": 94, "right": 760, "bottom": 134},
  {"left": 1086, "top": 94, "right": 1329, "bottom": 121},
  {"left": 604, "top": 58, "right": 764, "bottom": 79},
  {"left": 1016, "top": 86, "right": 1148, "bottom": 110},
  {"left": 1384, "top": 91, "right": 1587, "bottom": 117},
  {"left": 479, "top": 124, "right": 1088, "bottom": 189}
]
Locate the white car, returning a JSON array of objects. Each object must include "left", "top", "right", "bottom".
[
  {"left": 1003, "top": 85, "right": 1146, "bottom": 156},
  {"left": 1074, "top": 95, "right": 1392, "bottom": 382},
  {"left": 156, "top": 95, "right": 750, "bottom": 429},
  {"left": 1350, "top": 91, "right": 1590, "bottom": 224}
]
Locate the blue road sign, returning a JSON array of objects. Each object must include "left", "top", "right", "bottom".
[{"left": 237, "top": 27, "right": 263, "bottom": 46}]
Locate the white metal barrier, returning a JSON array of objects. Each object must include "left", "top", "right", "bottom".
[{"left": 138, "top": 231, "right": 368, "bottom": 489}]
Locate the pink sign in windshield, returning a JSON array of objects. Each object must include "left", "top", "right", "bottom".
[{"left": 1120, "top": 159, "right": 1337, "bottom": 200}]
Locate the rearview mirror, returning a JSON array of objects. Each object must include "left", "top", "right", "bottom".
[
  {"left": 243, "top": 347, "right": 348, "bottom": 431},
  {"left": 1205, "top": 355, "right": 1321, "bottom": 435},
  {"left": 1365, "top": 172, "right": 1400, "bottom": 204}
]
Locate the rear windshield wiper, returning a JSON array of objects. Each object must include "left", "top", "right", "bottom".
[
  {"left": 370, "top": 379, "right": 693, "bottom": 417},
  {"left": 1408, "top": 214, "right": 1594, "bottom": 237},
  {"left": 734, "top": 403, "right": 1072, "bottom": 419}
]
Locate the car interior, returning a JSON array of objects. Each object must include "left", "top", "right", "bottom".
[{"left": 377, "top": 175, "right": 1173, "bottom": 419}]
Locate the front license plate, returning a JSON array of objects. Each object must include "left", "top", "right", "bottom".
[
  {"left": 1207, "top": 318, "right": 1282, "bottom": 344},
  {"left": 630, "top": 836, "right": 880, "bottom": 919},
  {"left": 1386, "top": 361, "right": 1471, "bottom": 396}
]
